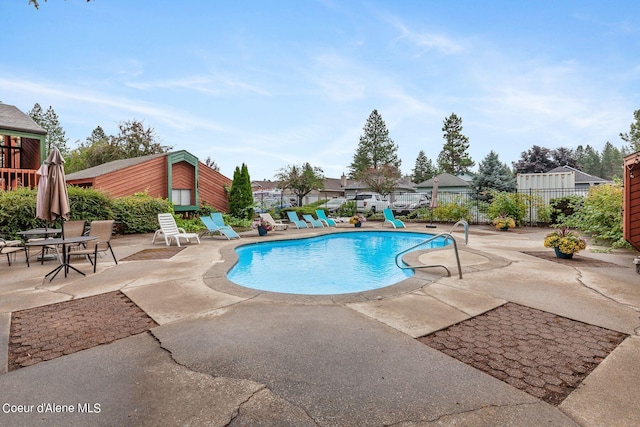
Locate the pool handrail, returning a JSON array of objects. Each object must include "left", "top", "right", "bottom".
[{"left": 394, "top": 219, "right": 469, "bottom": 279}]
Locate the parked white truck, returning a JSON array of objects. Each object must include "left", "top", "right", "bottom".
[{"left": 351, "top": 192, "right": 390, "bottom": 213}]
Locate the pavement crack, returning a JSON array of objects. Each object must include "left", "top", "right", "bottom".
[{"left": 574, "top": 268, "right": 640, "bottom": 314}]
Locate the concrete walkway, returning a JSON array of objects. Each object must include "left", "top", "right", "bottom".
[{"left": 0, "top": 223, "right": 639, "bottom": 426}]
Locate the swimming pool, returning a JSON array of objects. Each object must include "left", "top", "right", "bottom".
[{"left": 227, "top": 231, "right": 449, "bottom": 295}]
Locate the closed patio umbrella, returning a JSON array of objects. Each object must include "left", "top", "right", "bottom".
[
  {"left": 42, "top": 147, "right": 70, "bottom": 223},
  {"left": 35, "top": 162, "right": 48, "bottom": 221}
]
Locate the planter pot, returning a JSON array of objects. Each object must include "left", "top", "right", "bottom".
[
  {"left": 258, "top": 226, "right": 268, "bottom": 236},
  {"left": 499, "top": 226, "right": 509, "bottom": 231},
  {"left": 354, "top": 222, "right": 362, "bottom": 228},
  {"left": 554, "top": 247, "right": 573, "bottom": 259}
]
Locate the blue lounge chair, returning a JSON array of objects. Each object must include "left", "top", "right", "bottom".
[
  {"left": 207, "top": 213, "right": 241, "bottom": 239},
  {"left": 316, "top": 210, "right": 336, "bottom": 227},
  {"left": 302, "top": 214, "right": 324, "bottom": 228},
  {"left": 286, "top": 211, "right": 308, "bottom": 228},
  {"left": 383, "top": 208, "right": 405, "bottom": 228}
]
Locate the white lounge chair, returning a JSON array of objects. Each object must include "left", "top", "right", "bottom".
[
  {"left": 153, "top": 213, "right": 201, "bottom": 246},
  {"left": 260, "top": 213, "right": 288, "bottom": 231}
]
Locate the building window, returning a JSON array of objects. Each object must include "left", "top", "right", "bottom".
[{"left": 172, "top": 189, "right": 191, "bottom": 206}]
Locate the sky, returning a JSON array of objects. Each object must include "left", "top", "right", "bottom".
[{"left": 1, "top": 1, "right": 639, "bottom": 181}]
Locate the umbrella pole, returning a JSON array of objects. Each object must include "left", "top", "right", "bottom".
[{"left": 426, "top": 208, "right": 436, "bottom": 228}]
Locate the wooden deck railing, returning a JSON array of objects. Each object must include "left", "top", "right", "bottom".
[{"left": 0, "top": 168, "right": 39, "bottom": 190}]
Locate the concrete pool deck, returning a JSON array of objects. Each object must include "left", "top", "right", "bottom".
[{"left": 0, "top": 222, "right": 639, "bottom": 426}]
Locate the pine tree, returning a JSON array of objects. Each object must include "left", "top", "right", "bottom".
[
  {"left": 412, "top": 150, "right": 436, "bottom": 184},
  {"left": 28, "top": 103, "right": 69, "bottom": 156},
  {"left": 437, "top": 113, "right": 474, "bottom": 174},
  {"left": 472, "top": 151, "right": 515, "bottom": 196},
  {"left": 348, "top": 109, "right": 401, "bottom": 194},
  {"left": 551, "top": 147, "right": 578, "bottom": 169},
  {"left": 620, "top": 109, "right": 640, "bottom": 152},
  {"left": 575, "top": 145, "right": 602, "bottom": 177},
  {"left": 600, "top": 142, "right": 623, "bottom": 180}
]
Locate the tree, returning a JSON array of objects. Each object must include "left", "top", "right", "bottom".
[
  {"left": 512, "top": 145, "right": 555, "bottom": 173},
  {"left": 29, "top": 103, "right": 69, "bottom": 156},
  {"left": 437, "top": 113, "right": 474, "bottom": 174},
  {"left": 551, "top": 147, "right": 578, "bottom": 169},
  {"left": 348, "top": 109, "right": 402, "bottom": 193},
  {"left": 412, "top": 150, "right": 436, "bottom": 184},
  {"left": 620, "top": 109, "right": 640, "bottom": 152},
  {"left": 472, "top": 151, "right": 516, "bottom": 196},
  {"left": 65, "top": 121, "right": 172, "bottom": 172},
  {"left": 575, "top": 145, "right": 602, "bottom": 177},
  {"left": 600, "top": 141, "right": 623, "bottom": 180},
  {"left": 275, "top": 163, "right": 325, "bottom": 207},
  {"left": 29, "top": 0, "right": 92, "bottom": 8},
  {"left": 228, "top": 164, "right": 254, "bottom": 219},
  {"left": 204, "top": 156, "right": 220, "bottom": 171}
]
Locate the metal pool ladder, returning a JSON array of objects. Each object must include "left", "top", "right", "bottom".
[{"left": 394, "top": 220, "right": 469, "bottom": 279}]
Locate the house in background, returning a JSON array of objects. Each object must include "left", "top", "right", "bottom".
[
  {"left": 0, "top": 104, "right": 47, "bottom": 190},
  {"left": 416, "top": 173, "right": 472, "bottom": 193},
  {"left": 66, "top": 150, "right": 231, "bottom": 213}
]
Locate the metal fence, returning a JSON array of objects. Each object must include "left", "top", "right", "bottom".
[{"left": 384, "top": 188, "right": 591, "bottom": 226}]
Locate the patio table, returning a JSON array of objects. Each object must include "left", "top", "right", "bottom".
[
  {"left": 27, "top": 235, "right": 96, "bottom": 281},
  {"left": 18, "top": 228, "right": 62, "bottom": 263}
]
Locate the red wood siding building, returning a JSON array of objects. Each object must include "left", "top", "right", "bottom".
[
  {"left": 66, "top": 150, "right": 231, "bottom": 213},
  {"left": 623, "top": 152, "right": 640, "bottom": 251}
]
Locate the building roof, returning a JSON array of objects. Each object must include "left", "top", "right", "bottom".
[
  {"left": 0, "top": 103, "right": 46, "bottom": 135},
  {"left": 547, "top": 166, "right": 609, "bottom": 184},
  {"left": 418, "top": 173, "right": 471, "bottom": 188},
  {"left": 66, "top": 152, "right": 168, "bottom": 180}
]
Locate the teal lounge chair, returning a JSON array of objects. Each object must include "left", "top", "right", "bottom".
[
  {"left": 315, "top": 210, "right": 336, "bottom": 227},
  {"left": 286, "top": 211, "right": 308, "bottom": 228},
  {"left": 302, "top": 214, "right": 324, "bottom": 228},
  {"left": 208, "top": 213, "right": 241, "bottom": 239},
  {"left": 383, "top": 208, "right": 406, "bottom": 228}
]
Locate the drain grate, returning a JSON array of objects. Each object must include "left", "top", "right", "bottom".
[
  {"left": 419, "top": 303, "right": 627, "bottom": 405},
  {"left": 8, "top": 291, "right": 157, "bottom": 371}
]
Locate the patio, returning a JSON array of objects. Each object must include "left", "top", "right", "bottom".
[{"left": 0, "top": 223, "right": 639, "bottom": 426}]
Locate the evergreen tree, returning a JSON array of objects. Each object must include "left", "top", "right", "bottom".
[
  {"left": 275, "top": 163, "right": 325, "bottom": 207},
  {"left": 113, "top": 120, "right": 171, "bottom": 158},
  {"left": 620, "top": 109, "right": 640, "bottom": 152},
  {"left": 512, "top": 145, "right": 555, "bottom": 173},
  {"left": 348, "top": 109, "right": 401, "bottom": 194},
  {"left": 437, "top": 113, "right": 474, "bottom": 174},
  {"left": 228, "top": 164, "right": 254, "bottom": 219},
  {"left": 29, "top": 103, "right": 69, "bottom": 156},
  {"left": 412, "top": 150, "right": 436, "bottom": 184},
  {"left": 575, "top": 145, "right": 602, "bottom": 177},
  {"left": 472, "top": 151, "right": 516, "bottom": 196},
  {"left": 600, "top": 141, "right": 623, "bottom": 180}
]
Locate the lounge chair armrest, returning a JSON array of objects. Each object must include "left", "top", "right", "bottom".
[{"left": 178, "top": 227, "right": 187, "bottom": 233}]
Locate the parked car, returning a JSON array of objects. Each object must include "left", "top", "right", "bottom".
[
  {"left": 351, "top": 193, "right": 390, "bottom": 213},
  {"left": 323, "top": 198, "right": 346, "bottom": 213},
  {"left": 391, "top": 193, "right": 431, "bottom": 215}
]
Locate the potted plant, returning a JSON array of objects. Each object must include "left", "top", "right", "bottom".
[
  {"left": 543, "top": 226, "right": 587, "bottom": 259},
  {"left": 492, "top": 214, "right": 516, "bottom": 231},
  {"left": 252, "top": 218, "right": 273, "bottom": 236},
  {"left": 349, "top": 214, "right": 367, "bottom": 228}
]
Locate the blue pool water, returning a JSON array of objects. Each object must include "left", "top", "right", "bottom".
[{"left": 227, "top": 231, "right": 448, "bottom": 295}]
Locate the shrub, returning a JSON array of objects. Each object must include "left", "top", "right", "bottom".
[
  {"left": 0, "top": 188, "right": 40, "bottom": 239},
  {"left": 487, "top": 191, "right": 526, "bottom": 225},
  {"left": 112, "top": 193, "right": 172, "bottom": 234},
  {"left": 432, "top": 196, "right": 471, "bottom": 222},
  {"left": 68, "top": 186, "right": 114, "bottom": 222},
  {"left": 549, "top": 195, "right": 584, "bottom": 225}
]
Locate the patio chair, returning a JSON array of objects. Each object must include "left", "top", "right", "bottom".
[
  {"left": 302, "top": 214, "right": 324, "bottom": 228},
  {"left": 0, "top": 238, "right": 27, "bottom": 266},
  {"left": 383, "top": 208, "right": 406, "bottom": 228},
  {"left": 286, "top": 211, "right": 308, "bottom": 229},
  {"left": 200, "top": 215, "right": 240, "bottom": 239},
  {"left": 315, "top": 209, "right": 337, "bottom": 227},
  {"left": 260, "top": 213, "right": 288, "bottom": 231},
  {"left": 66, "top": 220, "right": 118, "bottom": 273},
  {"left": 210, "top": 212, "right": 241, "bottom": 239},
  {"left": 153, "top": 213, "right": 201, "bottom": 246}
]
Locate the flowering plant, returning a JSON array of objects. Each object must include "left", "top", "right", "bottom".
[
  {"left": 349, "top": 214, "right": 367, "bottom": 225},
  {"left": 543, "top": 226, "right": 587, "bottom": 255},
  {"left": 492, "top": 215, "right": 515, "bottom": 230},
  {"left": 251, "top": 218, "right": 273, "bottom": 231}
]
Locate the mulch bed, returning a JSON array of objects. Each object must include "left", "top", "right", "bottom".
[
  {"left": 8, "top": 291, "right": 157, "bottom": 371},
  {"left": 121, "top": 247, "right": 186, "bottom": 261},
  {"left": 419, "top": 303, "right": 628, "bottom": 405},
  {"left": 522, "top": 251, "right": 625, "bottom": 268}
]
